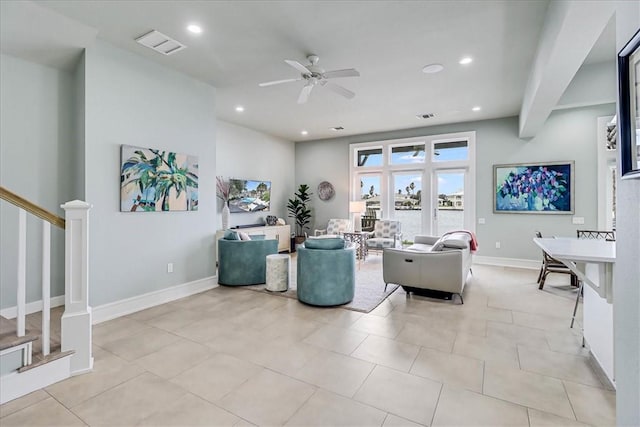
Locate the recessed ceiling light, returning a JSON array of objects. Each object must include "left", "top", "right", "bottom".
[
  {"left": 422, "top": 63, "right": 444, "bottom": 74},
  {"left": 187, "top": 24, "right": 202, "bottom": 34},
  {"left": 472, "top": 106, "right": 481, "bottom": 111},
  {"left": 459, "top": 57, "right": 473, "bottom": 65},
  {"left": 301, "top": 130, "right": 308, "bottom": 136},
  {"left": 235, "top": 106, "right": 244, "bottom": 112}
]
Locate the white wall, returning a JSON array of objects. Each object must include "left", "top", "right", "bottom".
[
  {"left": 613, "top": 2, "right": 640, "bottom": 424},
  {"left": 216, "top": 120, "right": 295, "bottom": 229},
  {"left": 83, "top": 41, "right": 217, "bottom": 306},
  {"left": 0, "top": 54, "right": 78, "bottom": 309},
  {"left": 296, "top": 104, "right": 615, "bottom": 261}
]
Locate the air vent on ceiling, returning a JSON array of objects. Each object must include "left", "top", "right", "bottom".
[
  {"left": 330, "top": 126, "right": 345, "bottom": 131},
  {"left": 135, "top": 30, "right": 187, "bottom": 56},
  {"left": 417, "top": 113, "right": 435, "bottom": 119}
]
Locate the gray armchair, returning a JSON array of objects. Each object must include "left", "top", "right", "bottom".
[
  {"left": 366, "top": 220, "right": 402, "bottom": 253},
  {"left": 382, "top": 234, "right": 472, "bottom": 304}
]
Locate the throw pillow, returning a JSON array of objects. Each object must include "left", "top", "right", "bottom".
[
  {"left": 223, "top": 229, "right": 240, "bottom": 240},
  {"left": 304, "top": 237, "right": 345, "bottom": 250},
  {"left": 239, "top": 232, "right": 251, "bottom": 241}
]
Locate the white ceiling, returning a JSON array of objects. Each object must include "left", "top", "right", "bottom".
[{"left": 1, "top": 1, "right": 615, "bottom": 142}]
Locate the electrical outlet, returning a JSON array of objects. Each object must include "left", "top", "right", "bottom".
[
  {"left": 572, "top": 217, "right": 585, "bottom": 225},
  {"left": 167, "top": 263, "right": 173, "bottom": 273},
  {"left": 495, "top": 241, "right": 501, "bottom": 249},
  {"left": 478, "top": 218, "right": 486, "bottom": 224}
]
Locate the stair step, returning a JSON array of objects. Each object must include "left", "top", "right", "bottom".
[
  {"left": 0, "top": 331, "right": 39, "bottom": 352},
  {"left": 18, "top": 350, "right": 74, "bottom": 373}
]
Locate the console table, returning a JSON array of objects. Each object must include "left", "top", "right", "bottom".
[
  {"left": 533, "top": 237, "right": 616, "bottom": 386},
  {"left": 215, "top": 224, "right": 290, "bottom": 262}
]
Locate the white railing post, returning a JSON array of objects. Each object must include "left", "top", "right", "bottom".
[
  {"left": 60, "top": 200, "right": 93, "bottom": 375},
  {"left": 17, "top": 209, "right": 26, "bottom": 337},
  {"left": 42, "top": 221, "right": 51, "bottom": 356}
]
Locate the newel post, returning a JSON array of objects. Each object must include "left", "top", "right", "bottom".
[{"left": 60, "top": 200, "right": 93, "bottom": 375}]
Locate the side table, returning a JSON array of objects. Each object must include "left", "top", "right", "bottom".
[
  {"left": 266, "top": 254, "right": 290, "bottom": 292},
  {"left": 342, "top": 232, "right": 371, "bottom": 266}
]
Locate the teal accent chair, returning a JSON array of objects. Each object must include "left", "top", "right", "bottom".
[
  {"left": 218, "top": 238, "right": 278, "bottom": 286},
  {"left": 296, "top": 239, "right": 356, "bottom": 306}
]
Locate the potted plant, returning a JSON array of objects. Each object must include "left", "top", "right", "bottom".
[
  {"left": 216, "top": 176, "right": 231, "bottom": 229},
  {"left": 287, "top": 184, "right": 312, "bottom": 245}
]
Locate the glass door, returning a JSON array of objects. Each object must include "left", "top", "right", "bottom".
[
  {"left": 392, "top": 171, "right": 422, "bottom": 243},
  {"left": 358, "top": 174, "right": 382, "bottom": 219},
  {"left": 433, "top": 170, "right": 465, "bottom": 236}
]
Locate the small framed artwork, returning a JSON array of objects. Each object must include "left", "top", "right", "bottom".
[
  {"left": 618, "top": 29, "right": 640, "bottom": 178},
  {"left": 494, "top": 161, "right": 574, "bottom": 214}
]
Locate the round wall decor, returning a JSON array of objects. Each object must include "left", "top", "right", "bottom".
[{"left": 317, "top": 181, "right": 335, "bottom": 201}]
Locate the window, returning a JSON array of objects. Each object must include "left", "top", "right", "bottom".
[
  {"left": 351, "top": 132, "right": 476, "bottom": 241},
  {"left": 391, "top": 144, "right": 425, "bottom": 164},
  {"left": 433, "top": 140, "right": 468, "bottom": 161},
  {"left": 356, "top": 148, "right": 383, "bottom": 167}
]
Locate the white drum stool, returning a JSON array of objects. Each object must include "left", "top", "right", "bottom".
[{"left": 266, "top": 254, "right": 290, "bottom": 292}]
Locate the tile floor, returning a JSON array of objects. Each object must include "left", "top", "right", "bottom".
[{"left": 0, "top": 261, "right": 616, "bottom": 426}]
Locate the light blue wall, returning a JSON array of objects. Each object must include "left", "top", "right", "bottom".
[
  {"left": 295, "top": 139, "right": 350, "bottom": 235},
  {"left": 613, "top": 3, "right": 640, "bottom": 424},
  {"left": 296, "top": 104, "right": 615, "bottom": 261},
  {"left": 83, "top": 41, "right": 217, "bottom": 306},
  {"left": 216, "top": 120, "right": 295, "bottom": 230},
  {"left": 0, "top": 54, "right": 78, "bottom": 309}
]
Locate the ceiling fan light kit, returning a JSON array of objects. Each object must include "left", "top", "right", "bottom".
[{"left": 259, "top": 54, "right": 360, "bottom": 104}]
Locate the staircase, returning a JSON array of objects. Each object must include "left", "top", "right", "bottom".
[{"left": 0, "top": 186, "right": 92, "bottom": 404}]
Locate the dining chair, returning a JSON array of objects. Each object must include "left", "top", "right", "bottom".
[
  {"left": 535, "top": 231, "right": 578, "bottom": 290},
  {"left": 576, "top": 230, "right": 616, "bottom": 241}
]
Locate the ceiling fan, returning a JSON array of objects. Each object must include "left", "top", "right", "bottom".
[{"left": 258, "top": 55, "right": 360, "bottom": 104}]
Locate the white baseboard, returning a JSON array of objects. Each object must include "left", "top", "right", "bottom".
[
  {"left": 0, "top": 296, "right": 66, "bottom": 319},
  {"left": 473, "top": 255, "right": 539, "bottom": 270},
  {"left": 0, "top": 352, "right": 72, "bottom": 404},
  {"left": 92, "top": 276, "right": 218, "bottom": 324}
]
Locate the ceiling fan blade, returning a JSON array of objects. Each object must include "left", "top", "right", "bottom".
[
  {"left": 323, "top": 69, "right": 360, "bottom": 79},
  {"left": 297, "top": 84, "right": 313, "bottom": 104},
  {"left": 258, "top": 78, "right": 301, "bottom": 87},
  {"left": 285, "top": 59, "right": 312, "bottom": 75},
  {"left": 321, "top": 81, "right": 355, "bottom": 99}
]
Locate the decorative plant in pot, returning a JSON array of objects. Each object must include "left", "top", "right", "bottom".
[
  {"left": 287, "top": 184, "right": 312, "bottom": 245},
  {"left": 216, "top": 176, "right": 231, "bottom": 229}
]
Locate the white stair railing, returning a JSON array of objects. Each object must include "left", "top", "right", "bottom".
[
  {"left": 17, "top": 209, "right": 26, "bottom": 338},
  {"left": 42, "top": 221, "right": 51, "bottom": 356},
  {"left": 61, "top": 200, "right": 93, "bottom": 375},
  {"left": 1, "top": 187, "right": 92, "bottom": 375}
]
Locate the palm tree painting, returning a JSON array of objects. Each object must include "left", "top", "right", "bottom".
[{"left": 120, "top": 144, "right": 199, "bottom": 212}]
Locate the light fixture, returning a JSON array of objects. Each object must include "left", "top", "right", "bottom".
[
  {"left": 349, "top": 201, "right": 367, "bottom": 232},
  {"left": 187, "top": 24, "right": 202, "bottom": 34},
  {"left": 301, "top": 130, "right": 308, "bottom": 136},
  {"left": 472, "top": 106, "right": 481, "bottom": 111},
  {"left": 422, "top": 63, "right": 444, "bottom": 74},
  {"left": 235, "top": 106, "right": 244, "bottom": 112},
  {"left": 459, "top": 57, "right": 473, "bottom": 65}
]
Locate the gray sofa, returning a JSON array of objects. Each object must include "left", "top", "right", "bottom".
[{"left": 382, "top": 233, "right": 472, "bottom": 303}]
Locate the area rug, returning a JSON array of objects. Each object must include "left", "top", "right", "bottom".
[{"left": 245, "top": 257, "right": 399, "bottom": 313}]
